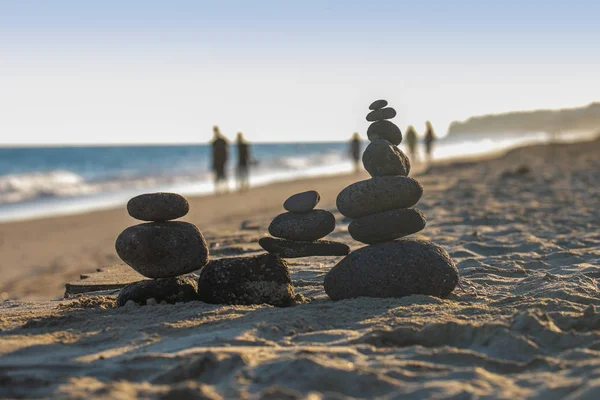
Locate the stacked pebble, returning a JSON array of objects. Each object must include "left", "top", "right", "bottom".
[
  {"left": 324, "top": 100, "right": 459, "bottom": 300},
  {"left": 259, "top": 190, "right": 350, "bottom": 258},
  {"left": 115, "top": 193, "right": 209, "bottom": 306}
]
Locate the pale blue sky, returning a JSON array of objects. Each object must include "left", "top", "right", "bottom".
[{"left": 1, "top": 0, "right": 599, "bottom": 144}]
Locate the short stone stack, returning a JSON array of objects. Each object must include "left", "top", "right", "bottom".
[
  {"left": 115, "top": 193, "right": 209, "bottom": 306},
  {"left": 324, "top": 100, "right": 459, "bottom": 300},
  {"left": 259, "top": 190, "right": 350, "bottom": 258}
]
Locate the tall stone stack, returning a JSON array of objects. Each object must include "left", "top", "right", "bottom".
[
  {"left": 259, "top": 190, "right": 350, "bottom": 258},
  {"left": 324, "top": 100, "right": 459, "bottom": 300},
  {"left": 115, "top": 193, "right": 209, "bottom": 306}
]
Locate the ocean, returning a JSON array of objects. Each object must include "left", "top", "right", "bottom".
[{"left": 0, "top": 131, "right": 589, "bottom": 222}]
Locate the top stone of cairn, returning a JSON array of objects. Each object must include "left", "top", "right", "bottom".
[
  {"left": 369, "top": 99, "right": 388, "bottom": 110},
  {"left": 127, "top": 192, "right": 189, "bottom": 221},
  {"left": 283, "top": 190, "right": 320, "bottom": 213}
]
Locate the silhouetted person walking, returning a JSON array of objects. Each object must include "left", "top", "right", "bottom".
[
  {"left": 211, "top": 125, "right": 229, "bottom": 194},
  {"left": 236, "top": 132, "right": 251, "bottom": 192},
  {"left": 350, "top": 132, "right": 361, "bottom": 173},
  {"left": 424, "top": 121, "right": 436, "bottom": 162},
  {"left": 405, "top": 125, "right": 418, "bottom": 161}
]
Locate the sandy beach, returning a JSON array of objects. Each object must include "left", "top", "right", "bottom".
[{"left": 1, "top": 137, "right": 600, "bottom": 399}]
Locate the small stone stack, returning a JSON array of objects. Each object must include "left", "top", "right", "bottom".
[
  {"left": 259, "top": 190, "right": 350, "bottom": 258},
  {"left": 324, "top": 100, "right": 459, "bottom": 300},
  {"left": 115, "top": 193, "right": 209, "bottom": 306}
]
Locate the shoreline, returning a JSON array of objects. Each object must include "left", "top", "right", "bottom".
[{"left": 0, "top": 135, "right": 597, "bottom": 302}]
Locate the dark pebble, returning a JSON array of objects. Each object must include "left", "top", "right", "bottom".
[
  {"left": 115, "top": 221, "right": 209, "bottom": 278},
  {"left": 324, "top": 239, "right": 458, "bottom": 300},
  {"left": 283, "top": 190, "right": 320, "bottom": 213},
  {"left": 348, "top": 208, "right": 426, "bottom": 244},
  {"left": 116, "top": 276, "right": 199, "bottom": 306},
  {"left": 259, "top": 237, "right": 350, "bottom": 258},
  {"left": 367, "top": 120, "right": 403, "bottom": 145},
  {"left": 269, "top": 210, "right": 335, "bottom": 241},
  {"left": 127, "top": 192, "right": 189, "bottom": 221},
  {"left": 362, "top": 139, "right": 410, "bottom": 177},
  {"left": 197, "top": 253, "right": 294, "bottom": 307},
  {"left": 369, "top": 99, "right": 388, "bottom": 110},
  {"left": 366, "top": 107, "right": 396, "bottom": 122},
  {"left": 336, "top": 176, "right": 423, "bottom": 219}
]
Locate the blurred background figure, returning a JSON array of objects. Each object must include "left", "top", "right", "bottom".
[
  {"left": 349, "top": 132, "right": 361, "bottom": 173},
  {"left": 405, "top": 125, "right": 418, "bottom": 162},
  {"left": 236, "top": 132, "right": 251, "bottom": 192},
  {"left": 211, "top": 125, "right": 229, "bottom": 195},
  {"left": 424, "top": 121, "right": 436, "bottom": 162}
]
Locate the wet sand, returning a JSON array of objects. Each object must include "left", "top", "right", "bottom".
[{"left": 1, "top": 137, "right": 600, "bottom": 399}]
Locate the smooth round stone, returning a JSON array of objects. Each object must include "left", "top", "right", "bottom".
[
  {"left": 269, "top": 210, "right": 335, "bottom": 241},
  {"left": 127, "top": 192, "right": 189, "bottom": 222},
  {"left": 324, "top": 239, "right": 459, "bottom": 300},
  {"left": 336, "top": 176, "right": 423, "bottom": 219},
  {"left": 115, "top": 221, "right": 209, "bottom": 279},
  {"left": 367, "top": 120, "right": 403, "bottom": 145},
  {"left": 283, "top": 190, "right": 320, "bottom": 213},
  {"left": 362, "top": 139, "right": 410, "bottom": 177},
  {"left": 366, "top": 107, "right": 396, "bottom": 122},
  {"left": 116, "top": 276, "right": 199, "bottom": 306},
  {"left": 197, "top": 253, "right": 294, "bottom": 307},
  {"left": 369, "top": 99, "right": 388, "bottom": 110},
  {"left": 259, "top": 237, "right": 350, "bottom": 258},
  {"left": 348, "top": 208, "right": 426, "bottom": 244}
]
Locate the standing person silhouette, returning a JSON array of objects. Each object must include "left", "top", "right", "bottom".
[
  {"left": 350, "top": 132, "right": 361, "bottom": 173},
  {"left": 211, "top": 125, "right": 229, "bottom": 195},
  {"left": 405, "top": 125, "right": 418, "bottom": 161},
  {"left": 424, "top": 121, "right": 436, "bottom": 162},
  {"left": 236, "top": 132, "right": 251, "bottom": 192}
]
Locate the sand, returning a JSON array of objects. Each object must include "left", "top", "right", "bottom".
[{"left": 1, "top": 137, "right": 600, "bottom": 399}]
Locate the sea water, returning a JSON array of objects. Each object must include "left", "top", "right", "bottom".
[{"left": 0, "top": 131, "right": 592, "bottom": 222}]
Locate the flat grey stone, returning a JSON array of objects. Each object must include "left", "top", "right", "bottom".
[
  {"left": 259, "top": 237, "right": 350, "bottom": 258},
  {"left": 269, "top": 210, "right": 335, "bottom": 241},
  {"left": 116, "top": 276, "right": 199, "bottom": 306},
  {"left": 324, "top": 239, "right": 458, "bottom": 300},
  {"left": 336, "top": 176, "right": 423, "bottom": 219},
  {"left": 116, "top": 221, "right": 209, "bottom": 278},
  {"left": 362, "top": 139, "right": 410, "bottom": 177},
  {"left": 366, "top": 107, "right": 396, "bottom": 122},
  {"left": 369, "top": 99, "right": 388, "bottom": 110},
  {"left": 348, "top": 208, "right": 426, "bottom": 244},
  {"left": 127, "top": 192, "right": 189, "bottom": 221},
  {"left": 197, "top": 254, "right": 294, "bottom": 307},
  {"left": 283, "top": 190, "right": 320, "bottom": 213},
  {"left": 367, "top": 120, "right": 403, "bottom": 145}
]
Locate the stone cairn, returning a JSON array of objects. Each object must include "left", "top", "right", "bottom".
[
  {"left": 115, "top": 192, "right": 297, "bottom": 307},
  {"left": 115, "top": 193, "right": 209, "bottom": 306},
  {"left": 324, "top": 99, "right": 459, "bottom": 300},
  {"left": 258, "top": 190, "right": 350, "bottom": 258}
]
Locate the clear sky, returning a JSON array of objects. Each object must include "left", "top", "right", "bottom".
[{"left": 1, "top": 0, "right": 599, "bottom": 145}]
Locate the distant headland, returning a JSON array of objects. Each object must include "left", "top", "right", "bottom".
[{"left": 447, "top": 102, "right": 600, "bottom": 136}]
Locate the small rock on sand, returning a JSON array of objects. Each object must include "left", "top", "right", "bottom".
[
  {"left": 116, "top": 276, "right": 199, "bottom": 306},
  {"left": 336, "top": 176, "right": 423, "bottom": 219},
  {"left": 116, "top": 221, "right": 209, "bottom": 278},
  {"left": 259, "top": 237, "right": 350, "bottom": 258},
  {"left": 127, "top": 192, "right": 189, "bottom": 221},
  {"left": 268, "top": 210, "right": 335, "bottom": 241},
  {"left": 197, "top": 253, "right": 295, "bottom": 307},
  {"left": 348, "top": 208, "right": 426, "bottom": 244},
  {"left": 283, "top": 190, "right": 320, "bottom": 213},
  {"left": 324, "top": 239, "right": 459, "bottom": 300},
  {"left": 362, "top": 139, "right": 410, "bottom": 177},
  {"left": 366, "top": 120, "right": 403, "bottom": 145}
]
